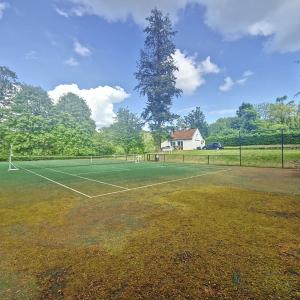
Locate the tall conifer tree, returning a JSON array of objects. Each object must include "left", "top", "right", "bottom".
[{"left": 135, "top": 8, "right": 182, "bottom": 149}]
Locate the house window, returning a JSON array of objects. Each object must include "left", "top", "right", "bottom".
[{"left": 177, "top": 141, "right": 183, "bottom": 149}]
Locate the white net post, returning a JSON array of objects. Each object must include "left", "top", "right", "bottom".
[
  {"left": 135, "top": 155, "right": 142, "bottom": 163},
  {"left": 8, "top": 145, "right": 19, "bottom": 171}
]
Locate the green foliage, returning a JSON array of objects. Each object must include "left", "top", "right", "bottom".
[
  {"left": 109, "top": 108, "right": 144, "bottom": 154},
  {"left": 209, "top": 117, "right": 239, "bottom": 136},
  {"left": 135, "top": 8, "right": 182, "bottom": 149},
  {"left": 236, "top": 102, "right": 259, "bottom": 132},
  {"left": 268, "top": 96, "right": 298, "bottom": 126},
  {"left": 12, "top": 85, "right": 53, "bottom": 117},
  {"left": 142, "top": 131, "right": 156, "bottom": 153},
  {"left": 178, "top": 107, "right": 208, "bottom": 137},
  {"left": 0, "top": 76, "right": 98, "bottom": 157},
  {"left": 0, "top": 66, "right": 19, "bottom": 107},
  {"left": 8, "top": 114, "right": 54, "bottom": 155},
  {"left": 93, "top": 130, "right": 116, "bottom": 156},
  {"left": 209, "top": 97, "right": 299, "bottom": 140},
  {"left": 206, "top": 130, "right": 300, "bottom": 146},
  {"left": 56, "top": 93, "right": 95, "bottom": 133},
  {"left": 50, "top": 122, "right": 94, "bottom": 156}
]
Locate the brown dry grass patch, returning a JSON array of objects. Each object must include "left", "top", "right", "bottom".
[{"left": 1, "top": 182, "right": 299, "bottom": 299}]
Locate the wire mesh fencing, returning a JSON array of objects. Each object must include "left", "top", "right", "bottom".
[{"left": 147, "top": 129, "right": 300, "bottom": 169}]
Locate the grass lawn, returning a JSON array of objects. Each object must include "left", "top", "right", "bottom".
[{"left": 0, "top": 161, "right": 299, "bottom": 299}]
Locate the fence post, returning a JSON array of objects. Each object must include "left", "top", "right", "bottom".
[
  {"left": 239, "top": 131, "right": 242, "bottom": 166},
  {"left": 208, "top": 155, "right": 210, "bottom": 165},
  {"left": 183, "top": 154, "right": 184, "bottom": 163},
  {"left": 281, "top": 129, "right": 284, "bottom": 168}
]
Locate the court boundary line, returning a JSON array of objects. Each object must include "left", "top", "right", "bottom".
[
  {"left": 21, "top": 167, "right": 92, "bottom": 198},
  {"left": 90, "top": 168, "right": 230, "bottom": 198},
  {"left": 47, "top": 168, "right": 129, "bottom": 190}
]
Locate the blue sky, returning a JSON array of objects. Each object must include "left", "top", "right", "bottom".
[{"left": 1, "top": 0, "right": 299, "bottom": 127}]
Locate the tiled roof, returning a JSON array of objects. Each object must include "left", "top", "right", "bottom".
[{"left": 170, "top": 128, "right": 197, "bottom": 140}]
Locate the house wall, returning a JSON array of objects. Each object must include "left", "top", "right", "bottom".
[
  {"left": 188, "top": 128, "right": 205, "bottom": 150},
  {"left": 182, "top": 139, "right": 203, "bottom": 150}
]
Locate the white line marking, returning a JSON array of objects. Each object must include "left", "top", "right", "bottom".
[
  {"left": 90, "top": 168, "right": 229, "bottom": 198},
  {"left": 47, "top": 168, "right": 129, "bottom": 190},
  {"left": 21, "top": 167, "right": 91, "bottom": 198}
]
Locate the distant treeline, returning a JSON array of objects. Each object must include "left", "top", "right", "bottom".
[{"left": 0, "top": 65, "right": 299, "bottom": 161}]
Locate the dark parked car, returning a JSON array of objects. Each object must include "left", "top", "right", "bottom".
[{"left": 203, "top": 142, "right": 224, "bottom": 150}]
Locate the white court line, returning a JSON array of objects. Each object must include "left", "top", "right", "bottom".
[
  {"left": 47, "top": 168, "right": 129, "bottom": 190},
  {"left": 21, "top": 167, "right": 91, "bottom": 198},
  {"left": 90, "top": 168, "right": 230, "bottom": 198}
]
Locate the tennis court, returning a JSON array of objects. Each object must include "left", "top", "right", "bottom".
[
  {"left": 7, "top": 155, "right": 229, "bottom": 199},
  {"left": 1, "top": 156, "right": 300, "bottom": 299}
]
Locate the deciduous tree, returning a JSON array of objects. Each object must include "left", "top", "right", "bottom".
[
  {"left": 56, "top": 93, "right": 95, "bottom": 133},
  {"left": 12, "top": 85, "right": 53, "bottom": 117},
  {"left": 182, "top": 107, "right": 208, "bottom": 137},
  {"left": 0, "top": 66, "right": 18, "bottom": 107},
  {"left": 110, "top": 108, "right": 144, "bottom": 154}
]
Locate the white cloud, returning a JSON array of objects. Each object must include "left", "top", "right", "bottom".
[
  {"left": 248, "top": 21, "right": 274, "bottom": 36},
  {"left": 64, "top": 0, "right": 300, "bottom": 53},
  {"left": 219, "top": 70, "right": 254, "bottom": 92},
  {"left": 65, "top": 0, "right": 191, "bottom": 24},
  {"left": 25, "top": 50, "right": 38, "bottom": 60},
  {"left": 173, "top": 50, "right": 204, "bottom": 95},
  {"left": 199, "top": 56, "right": 220, "bottom": 74},
  {"left": 243, "top": 70, "right": 254, "bottom": 77},
  {"left": 173, "top": 49, "right": 219, "bottom": 95},
  {"left": 0, "top": 2, "right": 8, "bottom": 19},
  {"left": 74, "top": 40, "right": 91, "bottom": 57},
  {"left": 219, "top": 76, "right": 234, "bottom": 92},
  {"left": 199, "top": 0, "right": 300, "bottom": 52},
  {"left": 236, "top": 77, "right": 248, "bottom": 86},
  {"left": 55, "top": 7, "right": 69, "bottom": 18},
  {"left": 48, "top": 84, "right": 129, "bottom": 128},
  {"left": 64, "top": 57, "right": 79, "bottom": 66}
]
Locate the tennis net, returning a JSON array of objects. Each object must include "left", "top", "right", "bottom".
[{"left": 9, "top": 154, "right": 143, "bottom": 170}]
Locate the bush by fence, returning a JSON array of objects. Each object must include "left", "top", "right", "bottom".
[{"left": 206, "top": 130, "right": 300, "bottom": 146}]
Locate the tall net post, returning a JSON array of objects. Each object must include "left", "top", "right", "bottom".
[
  {"left": 8, "top": 145, "right": 19, "bottom": 171},
  {"left": 281, "top": 129, "right": 284, "bottom": 168},
  {"left": 239, "top": 131, "right": 242, "bottom": 166}
]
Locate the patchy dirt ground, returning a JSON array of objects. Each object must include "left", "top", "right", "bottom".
[{"left": 0, "top": 164, "right": 299, "bottom": 299}]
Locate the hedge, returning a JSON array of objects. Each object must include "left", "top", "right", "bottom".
[{"left": 206, "top": 130, "right": 300, "bottom": 146}]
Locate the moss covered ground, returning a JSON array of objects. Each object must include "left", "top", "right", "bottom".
[{"left": 0, "top": 161, "right": 299, "bottom": 299}]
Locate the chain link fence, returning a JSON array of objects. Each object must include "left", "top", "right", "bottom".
[{"left": 147, "top": 129, "right": 300, "bottom": 169}]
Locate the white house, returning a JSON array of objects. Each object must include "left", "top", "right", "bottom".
[{"left": 161, "top": 128, "right": 205, "bottom": 150}]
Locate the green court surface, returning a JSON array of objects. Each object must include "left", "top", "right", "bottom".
[
  {"left": 0, "top": 159, "right": 300, "bottom": 299},
  {"left": 3, "top": 158, "right": 229, "bottom": 198}
]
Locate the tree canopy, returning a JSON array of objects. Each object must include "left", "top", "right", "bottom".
[
  {"left": 0, "top": 66, "right": 19, "bottom": 107},
  {"left": 135, "top": 8, "right": 182, "bottom": 149},
  {"left": 56, "top": 93, "right": 96, "bottom": 133},
  {"left": 176, "top": 107, "right": 208, "bottom": 137},
  {"left": 12, "top": 85, "right": 53, "bottom": 117},
  {"left": 109, "top": 108, "right": 144, "bottom": 154}
]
